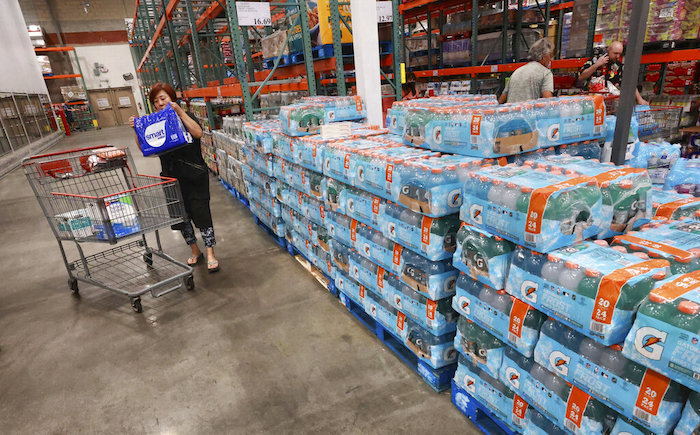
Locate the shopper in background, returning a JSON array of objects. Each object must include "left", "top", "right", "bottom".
[
  {"left": 498, "top": 38, "right": 554, "bottom": 104},
  {"left": 577, "top": 41, "right": 649, "bottom": 105},
  {"left": 402, "top": 71, "right": 419, "bottom": 100},
  {"left": 129, "top": 83, "right": 220, "bottom": 273}
]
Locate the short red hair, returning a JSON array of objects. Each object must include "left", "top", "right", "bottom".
[{"left": 148, "top": 83, "right": 177, "bottom": 105}]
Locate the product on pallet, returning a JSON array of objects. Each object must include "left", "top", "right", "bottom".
[
  {"left": 403, "top": 96, "right": 605, "bottom": 158},
  {"left": 242, "top": 148, "right": 277, "bottom": 177},
  {"left": 675, "top": 391, "right": 700, "bottom": 435},
  {"left": 243, "top": 164, "right": 279, "bottom": 199},
  {"left": 453, "top": 223, "right": 515, "bottom": 290},
  {"left": 453, "top": 353, "right": 527, "bottom": 433},
  {"left": 500, "top": 346, "right": 612, "bottom": 435},
  {"left": 525, "top": 407, "right": 569, "bottom": 435},
  {"left": 507, "top": 242, "right": 670, "bottom": 345},
  {"left": 379, "top": 202, "right": 460, "bottom": 261},
  {"left": 245, "top": 183, "right": 281, "bottom": 217},
  {"left": 344, "top": 246, "right": 457, "bottom": 335},
  {"left": 622, "top": 270, "right": 700, "bottom": 392},
  {"left": 612, "top": 218, "right": 700, "bottom": 276},
  {"left": 275, "top": 158, "right": 324, "bottom": 199},
  {"left": 279, "top": 96, "right": 366, "bottom": 136},
  {"left": 461, "top": 165, "right": 604, "bottom": 252},
  {"left": 323, "top": 139, "right": 401, "bottom": 184},
  {"left": 665, "top": 158, "right": 700, "bottom": 195},
  {"left": 626, "top": 141, "right": 681, "bottom": 185},
  {"left": 242, "top": 120, "right": 280, "bottom": 154},
  {"left": 453, "top": 274, "right": 546, "bottom": 357},
  {"left": 388, "top": 96, "right": 498, "bottom": 136},
  {"left": 524, "top": 155, "right": 653, "bottom": 237},
  {"left": 454, "top": 316, "right": 506, "bottom": 379},
  {"left": 556, "top": 140, "right": 603, "bottom": 160},
  {"left": 534, "top": 319, "right": 688, "bottom": 434},
  {"left": 249, "top": 200, "right": 285, "bottom": 237},
  {"left": 651, "top": 187, "right": 700, "bottom": 220}
]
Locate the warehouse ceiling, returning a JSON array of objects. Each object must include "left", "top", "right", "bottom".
[{"left": 19, "top": 0, "right": 136, "bottom": 35}]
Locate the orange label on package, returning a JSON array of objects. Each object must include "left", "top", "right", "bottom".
[
  {"left": 508, "top": 298, "right": 529, "bottom": 339},
  {"left": 289, "top": 210, "right": 294, "bottom": 219},
  {"left": 305, "top": 239, "right": 309, "bottom": 250},
  {"left": 565, "top": 387, "right": 591, "bottom": 429},
  {"left": 344, "top": 154, "right": 351, "bottom": 169},
  {"left": 298, "top": 192, "right": 303, "bottom": 206},
  {"left": 355, "top": 96, "right": 363, "bottom": 112},
  {"left": 282, "top": 160, "right": 286, "bottom": 173},
  {"left": 377, "top": 267, "right": 385, "bottom": 289},
  {"left": 359, "top": 284, "right": 365, "bottom": 299},
  {"left": 289, "top": 141, "right": 294, "bottom": 153},
  {"left": 372, "top": 197, "right": 381, "bottom": 214},
  {"left": 326, "top": 260, "right": 332, "bottom": 274},
  {"left": 397, "top": 311, "right": 405, "bottom": 331},
  {"left": 312, "top": 144, "right": 317, "bottom": 158},
  {"left": 308, "top": 224, "right": 313, "bottom": 237},
  {"left": 386, "top": 164, "right": 394, "bottom": 182},
  {"left": 526, "top": 176, "right": 592, "bottom": 235},
  {"left": 301, "top": 171, "right": 305, "bottom": 184},
  {"left": 471, "top": 115, "right": 482, "bottom": 135},
  {"left": 426, "top": 299, "right": 437, "bottom": 320},
  {"left": 593, "top": 260, "right": 670, "bottom": 324},
  {"left": 635, "top": 369, "right": 671, "bottom": 416},
  {"left": 594, "top": 167, "right": 646, "bottom": 184},
  {"left": 319, "top": 205, "right": 325, "bottom": 219},
  {"left": 614, "top": 234, "right": 693, "bottom": 261},
  {"left": 421, "top": 217, "right": 433, "bottom": 244},
  {"left": 593, "top": 94, "right": 605, "bottom": 126},
  {"left": 650, "top": 269, "right": 700, "bottom": 302},
  {"left": 392, "top": 244, "right": 403, "bottom": 266},
  {"left": 512, "top": 395, "right": 529, "bottom": 420},
  {"left": 655, "top": 197, "right": 700, "bottom": 219},
  {"left": 350, "top": 219, "right": 358, "bottom": 242}
]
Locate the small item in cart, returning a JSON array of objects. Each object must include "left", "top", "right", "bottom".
[{"left": 134, "top": 104, "right": 193, "bottom": 156}]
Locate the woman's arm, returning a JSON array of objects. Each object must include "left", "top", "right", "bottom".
[{"left": 170, "top": 102, "right": 203, "bottom": 139}]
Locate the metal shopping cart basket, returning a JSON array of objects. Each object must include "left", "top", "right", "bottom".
[
  {"left": 23, "top": 145, "right": 194, "bottom": 313},
  {"left": 599, "top": 94, "right": 683, "bottom": 142}
]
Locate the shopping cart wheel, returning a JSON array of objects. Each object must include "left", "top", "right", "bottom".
[
  {"left": 185, "top": 275, "right": 195, "bottom": 291},
  {"left": 68, "top": 278, "right": 79, "bottom": 297},
  {"left": 131, "top": 297, "right": 142, "bottom": 313},
  {"left": 143, "top": 252, "right": 153, "bottom": 267}
]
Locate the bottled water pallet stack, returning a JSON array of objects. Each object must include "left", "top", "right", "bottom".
[{"left": 212, "top": 119, "right": 249, "bottom": 208}]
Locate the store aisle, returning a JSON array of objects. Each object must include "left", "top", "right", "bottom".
[{"left": 0, "top": 126, "right": 476, "bottom": 434}]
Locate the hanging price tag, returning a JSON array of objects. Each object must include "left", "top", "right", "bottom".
[
  {"left": 236, "top": 2, "right": 272, "bottom": 26},
  {"left": 376, "top": 1, "right": 393, "bottom": 23}
]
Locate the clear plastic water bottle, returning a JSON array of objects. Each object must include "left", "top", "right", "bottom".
[
  {"left": 478, "top": 284, "right": 498, "bottom": 307},
  {"left": 488, "top": 179, "right": 506, "bottom": 206},
  {"left": 545, "top": 371, "right": 572, "bottom": 401},
  {"left": 598, "top": 345, "right": 627, "bottom": 378},
  {"left": 579, "top": 337, "right": 604, "bottom": 366},
  {"left": 524, "top": 250, "right": 547, "bottom": 276},
  {"left": 502, "top": 182, "right": 521, "bottom": 210},
  {"left": 541, "top": 255, "right": 565, "bottom": 285},
  {"left": 559, "top": 261, "right": 585, "bottom": 291},
  {"left": 491, "top": 290, "right": 513, "bottom": 314}
]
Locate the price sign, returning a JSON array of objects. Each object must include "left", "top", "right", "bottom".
[
  {"left": 236, "top": 2, "right": 272, "bottom": 27},
  {"left": 376, "top": 1, "right": 393, "bottom": 23}
]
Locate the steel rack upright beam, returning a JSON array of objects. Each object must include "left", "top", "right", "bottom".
[
  {"left": 184, "top": 0, "right": 215, "bottom": 128},
  {"left": 392, "top": 0, "right": 403, "bottom": 100},
  {"left": 226, "top": 0, "right": 255, "bottom": 120},
  {"left": 330, "top": 0, "right": 347, "bottom": 96},
  {"left": 298, "top": 0, "right": 318, "bottom": 96}
]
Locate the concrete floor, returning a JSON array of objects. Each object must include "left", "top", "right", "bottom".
[{"left": 0, "top": 126, "right": 480, "bottom": 434}]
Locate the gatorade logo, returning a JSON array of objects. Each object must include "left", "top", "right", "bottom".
[
  {"left": 547, "top": 124, "right": 560, "bottom": 142},
  {"left": 144, "top": 120, "right": 167, "bottom": 148},
  {"left": 337, "top": 277, "right": 344, "bottom": 290},
  {"left": 457, "top": 295, "right": 471, "bottom": 316},
  {"left": 634, "top": 326, "right": 667, "bottom": 360},
  {"left": 470, "top": 204, "right": 483, "bottom": 225},
  {"left": 369, "top": 303, "right": 377, "bottom": 317},
  {"left": 549, "top": 351, "right": 570, "bottom": 376},
  {"left": 504, "top": 367, "right": 521, "bottom": 390},
  {"left": 445, "top": 276, "right": 456, "bottom": 293},
  {"left": 520, "top": 280, "right": 538, "bottom": 304},
  {"left": 447, "top": 188, "right": 462, "bottom": 208},
  {"left": 394, "top": 294, "right": 402, "bottom": 309},
  {"left": 464, "top": 374, "right": 477, "bottom": 394},
  {"left": 432, "top": 126, "right": 443, "bottom": 145}
]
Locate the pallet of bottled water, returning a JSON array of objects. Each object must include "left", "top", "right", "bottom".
[
  {"left": 650, "top": 187, "right": 700, "bottom": 220},
  {"left": 523, "top": 155, "right": 653, "bottom": 238},
  {"left": 453, "top": 275, "right": 546, "bottom": 358},
  {"left": 533, "top": 318, "right": 688, "bottom": 434},
  {"left": 387, "top": 95, "right": 497, "bottom": 136},
  {"left": 623, "top": 270, "right": 700, "bottom": 393},
  {"left": 279, "top": 96, "right": 367, "bottom": 136},
  {"left": 461, "top": 164, "right": 605, "bottom": 252},
  {"left": 506, "top": 241, "right": 669, "bottom": 345},
  {"left": 453, "top": 223, "right": 515, "bottom": 290}
]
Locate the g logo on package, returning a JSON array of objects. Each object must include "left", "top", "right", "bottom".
[
  {"left": 633, "top": 326, "right": 667, "bottom": 361},
  {"left": 356, "top": 166, "right": 365, "bottom": 183},
  {"left": 520, "top": 280, "right": 538, "bottom": 304},
  {"left": 463, "top": 374, "right": 477, "bottom": 394},
  {"left": 432, "top": 126, "right": 443, "bottom": 145},
  {"left": 445, "top": 276, "right": 457, "bottom": 293},
  {"left": 328, "top": 110, "right": 336, "bottom": 121},
  {"left": 447, "top": 189, "right": 462, "bottom": 208},
  {"left": 548, "top": 351, "right": 570, "bottom": 376},
  {"left": 337, "top": 277, "right": 344, "bottom": 290},
  {"left": 391, "top": 116, "right": 397, "bottom": 129},
  {"left": 144, "top": 119, "right": 167, "bottom": 148},
  {"left": 444, "top": 347, "right": 457, "bottom": 362},
  {"left": 387, "top": 222, "right": 397, "bottom": 238},
  {"left": 470, "top": 204, "right": 483, "bottom": 225},
  {"left": 504, "top": 366, "right": 521, "bottom": 390},
  {"left": 547, "top": 124, "right": 561, "bottom": 142},
  {"left": 347, "top": 198, "right": 355, "bottom": 213},
  {"left": 363, "top": 243, "right": 371, "bottom": 256},
  {"left": 457, "top": 295, "right": 471, "bottom": 316}
]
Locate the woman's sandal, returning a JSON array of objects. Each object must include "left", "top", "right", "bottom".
[
  {"left": 207, "top": 259, "right": 220, "bottom": 273},
  {"left": 187, "top": 252, "right": 204, "bottom": 266}
]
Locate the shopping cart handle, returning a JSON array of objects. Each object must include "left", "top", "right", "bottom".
[{"left": 21, "top": 145, "right": 113, "bottom": 165}]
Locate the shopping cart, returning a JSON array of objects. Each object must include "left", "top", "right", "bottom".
[
  {"left": 599, "top": 94, "right": 683, "bottom": 142},
  {"left": 23, "top": 145, "right": 194, "bottom": 313}
]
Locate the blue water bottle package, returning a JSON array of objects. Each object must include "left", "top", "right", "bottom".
[
  {"left": 134, "top": 104, "right": 193, "bottom": 156},
  {"left": 622, "top": 270, "right": 700, "bottom": 393},
  {"left": 506, "top": 242, "right": 670, "bottom": 345},
  {"left": 674, "top": 391, "right": 700, "bottom": 435},
  {"left": 461, "top": 164, "right": 604, "bottom": 252},
  {"left": 453, "top": 274, "right": 545, "bottom": 358},
  {"left": 453, "top": 316, "right": 506, "bottom": 379},
  {"left": 664, "top": 158, "right": 700, "bottom": 195},
  {"left": 650, "top": 187, "right": 700, "bottom": 220},
  {"left": 534, "top": 319, "right": 688, "bottom": 434},
  {"left": 626, "top": 141, "right": 681, "bottom": 185},
  {"left": 388, "top": 95, "right": 497, "bottom": 136},
  {"left": 453, "top": 223, "right": 515, "bottom": 290}
]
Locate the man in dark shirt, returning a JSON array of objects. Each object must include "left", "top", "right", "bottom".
[{"left": 577, "top": 41, "right": 648, "bottom": 105}]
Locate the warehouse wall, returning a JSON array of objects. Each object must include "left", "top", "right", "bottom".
[
  {"left": 71, "top": 44, "right": 146, "bottom": 115},
  {"left": 0, "top": 0, "right": 49, "bottom": 94}
]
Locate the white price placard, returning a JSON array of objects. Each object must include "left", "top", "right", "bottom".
[
  {"left": 320, "top": 122, "right": 352, "bottom": 140},
  {"left": 376, "top": 1, "right": 393, "bottom": 23},
  {"left": 236, "top": 2, "right": 272, "bottom": 27}
]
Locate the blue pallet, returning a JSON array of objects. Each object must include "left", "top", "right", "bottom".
[
  {"left": 262, "top": 53, "right": 292, "bottom": 69},
  {"left": 285, "top": 241, "right": 338, "bottom": 297},
  {"left": 451, "top": 380, "right": 518, "bottom": 435},
  {"left": 313, "top": 43, "right": 355, "bottom": 60},
  {"left": 379, "top": 41, "right": 392, "bottom": 54},
  {"left": 220, "top": 179, "right": 249, "bottom": 208},
  {"left": 253, "top": 216, "right": 286, "bottom": 249},
  {"left": 338, "top": 291, "right": 456, "bottom": 392}
]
